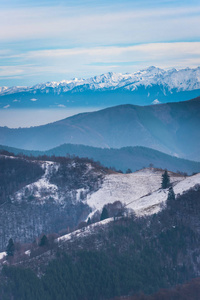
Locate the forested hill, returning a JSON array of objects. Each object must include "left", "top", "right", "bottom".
[
  {"left": 0, "top": 98, "right": 200, "bottom": 160},
  {"left": 1, "top": 143, "right": 200, "bottom": 175},
  {"left": 1, "top": 184, "right": 200, "bottom": 299},
  {"left": 0, "top": 152, "right": 110, "bottom": 250}
]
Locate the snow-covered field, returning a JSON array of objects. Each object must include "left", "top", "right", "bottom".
[
  {"left": 57, "top": 170, "right": 200, "bottom": 244},
  {"left": 86, "top": 169, "right": 187, "bottom": 216}
]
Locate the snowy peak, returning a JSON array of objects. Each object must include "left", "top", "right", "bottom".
[{"left": 1, "top": 66, "right": 200, "bottom": 96}]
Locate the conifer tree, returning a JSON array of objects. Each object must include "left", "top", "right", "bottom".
[
  {"left": 87, "top": 217, "right": 91, "bottom": 225},
  {"left": 100, "top": 206, "right": 109, "bottom": 221},
  {"left": 6, "top": 238, "right": 15, "bottom": 257},
  {"left": 126, "top": 168, "right": 132, "bottom": 174},
  {"left": 39, "top": 235, "right": 48, "bottom": 247},
  {"left": 167, "top": 186, "right": 175, "bottom": 202},
  {"left": 167, "top": 186, "right": 175, "bottom": 200},
  {"left": 167, "top": 186, "right": 176, "bottom": 211},
  {"left": 161, "top": 170, "right": 170, "bottom": 189}
]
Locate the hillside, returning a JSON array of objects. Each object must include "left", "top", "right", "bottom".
[
  {"left": 1, "top": 150, "right": 200, "bottom": 250},
  {"left": 0, "top": 153, "right": 109, "bottom": 250},
  {"left": 1, "top": 179, "right": 200, "bottom": 300},
  {"left": 0, "top": 98, "right": 200, "bottom": 160},
  {"left": 45, "top": 144, "right": 200, "bottom": 175},
  {"left": 1, "top": 144, "right": 200, "bottom": 175}
]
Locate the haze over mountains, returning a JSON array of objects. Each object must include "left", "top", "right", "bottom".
[
  {"left": 1, "top": 97, "right": 200, "bottom": 161},
  {"left": 1, "top": 66, "right": 200, "bottom": 109}
]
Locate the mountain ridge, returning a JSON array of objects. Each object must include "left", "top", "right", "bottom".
[
  {"left": 1, "top": 143, "right": 200, "bottom": 175},
  {"left": 0, "top": 98, "right": 200, "bottom": 160},
  {"left": 1, "top": 66, "right": 200, "bottom": 108},
  {"left": 1, "top": 66, "right": 200, "bottom": 96}
]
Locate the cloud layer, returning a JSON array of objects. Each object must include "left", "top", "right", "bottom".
[{"left": 1, "top": 1, "right": 200, "bottom": 86}]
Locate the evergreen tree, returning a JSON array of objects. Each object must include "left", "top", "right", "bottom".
[
  {"left": 39, "top": 235, "right": 48, "bottom": 247},
  {"left": 100, "top": 206, "right": 109, "bottom": 221},
  {"left": 167, "top": 186, "right": 175, "bottom": 204},
  {"left": 161, "top": 170, "right": 170, "bottom": 189},
  {"left": 6, "top": 238, "right": 15, "bottom": 257},
  {"left": 87, "top": 217, "right": 91, "bottom": 225},
  {"left": 126, "top": 168, "right": 132, "bottom": 174},
  {"left": 168, "top": 186, "right": 175, "bottom": 200}
]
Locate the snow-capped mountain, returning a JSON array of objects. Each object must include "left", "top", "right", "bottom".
[
  {"left": 1, "top": 66, "right": 200, "bottom": 96},
  {"left": 1, "top": 66, "right": 200, "bottom": 108}
]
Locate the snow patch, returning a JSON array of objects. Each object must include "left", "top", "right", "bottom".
[
  {"left": 0, "top": 252, "right": 6, "bottom": 260},
  {"left": 25, "top": 250, "right": 31, "bottom": 256},
  {"left": 14, "top": 161, "right": 59, "bottom": 203},
  {"left": 152, "top": 99, "right": 161, "bottom": 104},
  {"left": 57, "top": 218, "right": 113, "bottom": 243}
]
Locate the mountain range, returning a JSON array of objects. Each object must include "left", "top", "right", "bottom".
[
  {"left": 1, "top": 97, "right": 200, "bottom": 161},
  {"left": 1, "top": 66, "right": 200, "bottom": 108}
]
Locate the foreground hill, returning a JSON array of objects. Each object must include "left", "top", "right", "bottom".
[
  {"left": 1, "top": 144, "right": 200, "bottom": 175},
  {"left": 1, "top": 151, "right": 200, "bottom": 252},
  {"left": 0, "top": 98, "right": 200, "bottom": 160},
  {"left": 1, "top": 177, "right": 200, "bottom": 300}
]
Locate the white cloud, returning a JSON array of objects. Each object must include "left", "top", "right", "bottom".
[
  {"left": 1, "top": 1, "right": 200, "bottom": 85},
  {"left": 0, "top": 5, "right": 200, "bottom": 45},
  {"left": 0, "top": 42, "right": 200, "bottom": 85}
]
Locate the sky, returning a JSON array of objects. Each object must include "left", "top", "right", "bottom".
[{"left": 1, "top": 0, "right": 200, "bottom": 87}]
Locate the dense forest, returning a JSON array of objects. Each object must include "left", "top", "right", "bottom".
[
  {"left": 0, "top": 152, "right": 44, "bottom": 204},
  {"left": 0, "top": 151, "right": 110, "bottom": 250},
  {"left": 1, "top": 185, "right": 200, "bottom": 299}
]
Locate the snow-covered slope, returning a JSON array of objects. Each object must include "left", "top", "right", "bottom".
[
  {"left": 57, "top": 217, "right": 113, "bottom": 243},
  {"left": 53, "top": 169, "right": 200, "bottom": 246},
  {"left": 10, "top": 163, "right": 200, "bottom": 219},
  {"left": 11, "top": 159, "right": 103, "bottom": 205},
  {"left": 13, "top": 161, "right": 60, "bottom": 203},
  {"left": 85, "top": 168, "right": 200, "bottom": 217},
  {"left": 1, "top": 156, "right": 200, "bottom": 253},
  {"left": 1, "top": 66, "right": 200, "bottom": 96}
]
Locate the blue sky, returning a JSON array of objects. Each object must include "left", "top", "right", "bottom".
[{"left": 1, "top": 0, "right": 200, "bottom": 86}]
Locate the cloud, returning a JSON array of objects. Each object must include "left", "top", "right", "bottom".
[
  {"left": 1, "top": 1, "right": 200, "bottom": 85},
  {"left": 0, "top": 5, "right": 200, "bottom": 45},
  {"left": 0, "top": 42, "right": 200, "bottom": 86}
]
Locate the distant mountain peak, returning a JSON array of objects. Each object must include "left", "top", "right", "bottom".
[{"left": 1, "top": 66, "right": 200, "bottom": 97}]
